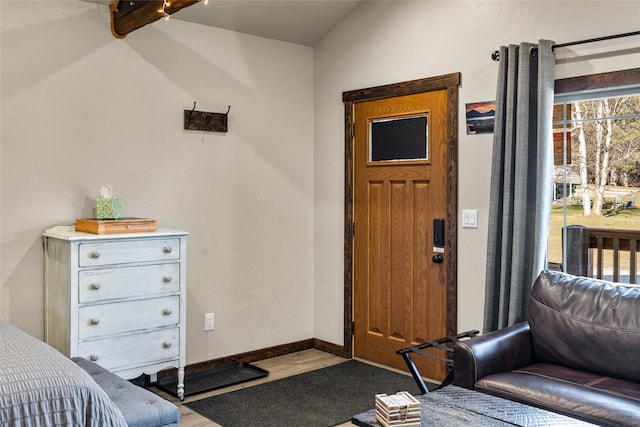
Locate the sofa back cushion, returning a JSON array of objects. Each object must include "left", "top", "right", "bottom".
[{"left": 528, "top": 270, "right": 640, "bottom": 382}]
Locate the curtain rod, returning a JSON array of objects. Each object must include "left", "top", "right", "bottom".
[{"left": 491, "top": 30, "right": 640, "bottom": 61}]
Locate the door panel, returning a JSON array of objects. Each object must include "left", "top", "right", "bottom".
[{"left": 353, "top": 90, "right": 449, "bottom": 380}]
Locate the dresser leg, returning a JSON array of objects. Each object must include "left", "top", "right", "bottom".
[{"left": 177, "top": 367, "right": 185, "bottom": 400}]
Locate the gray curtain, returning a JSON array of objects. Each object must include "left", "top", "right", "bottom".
[{"left": 483, "top": 40, "right": 556, "bottom": 332}]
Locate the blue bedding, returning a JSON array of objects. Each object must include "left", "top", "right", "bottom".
[{"left": 0, "top": 321, "right": 127, "bottom": 427}]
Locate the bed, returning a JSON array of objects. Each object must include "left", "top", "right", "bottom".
[{"left": 0, "top": 320, "right": 128, "bottom": 426}]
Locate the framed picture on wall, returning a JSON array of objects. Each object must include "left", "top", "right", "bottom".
[{"left": 465, "top": 101, "right": 496, "bottom": 135}]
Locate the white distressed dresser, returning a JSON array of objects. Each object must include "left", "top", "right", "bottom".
[{"left": 43, "top": 225, "right": 188, "bottom": 399}]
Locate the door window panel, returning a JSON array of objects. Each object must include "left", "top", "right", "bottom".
[{"left": 370, "top": 115, "right": 428, "bottom": 162}]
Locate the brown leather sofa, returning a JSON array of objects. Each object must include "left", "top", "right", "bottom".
[{"left": 453, "top": 270, "right": 640, "bottom": 426}]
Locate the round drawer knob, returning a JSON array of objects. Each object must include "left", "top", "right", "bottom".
[
  {"left": 89, "top": 283, "right": 101, "bottom": 290},
  {"left": 162, "top": 276, "right": 173, "bottom": 283},
  {"left": 162, "top": 341, "right": 173, "bottom": 349},
  {"left": 162, "top": 308, "right": 172, "bottom": 316},
  {"left": 89, "top": 318, "right": 100, "bottom": 326},
  {"left": 89, "top": 251, "right": 101, "bottom": 259},
  {"left": 163, "top": 246, "right": 173, "bottom": 254},
  {"left": 89, "top": 354, "right": 99, "bottom": 362}
]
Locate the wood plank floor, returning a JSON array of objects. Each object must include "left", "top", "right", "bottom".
[{"left": 150, "top": 349, "right": 361, "bottom": 426}]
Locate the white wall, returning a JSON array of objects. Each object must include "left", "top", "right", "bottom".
[
  {"left": 2, "top": 0, "right": 640, "bottom": 365},
  {"left": 313, "top": 0, "right": 640, "bottom": 343},
  {"left": 1, "top": 0, "right": 314, "bottom": 365}
]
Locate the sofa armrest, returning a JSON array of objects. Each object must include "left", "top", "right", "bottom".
[{"left": 452, "top": 321, "right": 534, "bottom": 390}]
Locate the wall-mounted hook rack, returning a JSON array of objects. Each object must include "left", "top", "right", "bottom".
[{"left": 184, "top": 102, "right": 230, "bottom": 133}]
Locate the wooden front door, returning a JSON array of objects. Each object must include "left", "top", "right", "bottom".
[{"left": 345, "top": 75, "right": 459, "bottom": 381}]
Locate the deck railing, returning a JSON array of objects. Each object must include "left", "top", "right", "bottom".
[{"left": 564, "top": 225, "right": 640, "bottom": 284}]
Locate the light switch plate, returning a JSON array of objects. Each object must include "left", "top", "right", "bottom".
[
  {"left": 205, "top": 313, "right": 215, "bottom": 331},
  {"left": 462, "top": 210, "right": 478, "bottom": 228}
]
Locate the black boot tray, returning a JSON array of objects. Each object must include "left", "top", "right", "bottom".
[{"left": 155, "top": 362, "right": 268, "bottom": 398}]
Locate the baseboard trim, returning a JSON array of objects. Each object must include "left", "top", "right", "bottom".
[
  {"left": 181, "top": 338, "right": 346, "bottom": 375},
  {"left": 312, "top": 338, "right": 347, "bottom": 358}
]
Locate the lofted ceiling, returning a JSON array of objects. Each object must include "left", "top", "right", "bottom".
[{"left": 86, "top": 0, "right": 365, "bottom": 46}]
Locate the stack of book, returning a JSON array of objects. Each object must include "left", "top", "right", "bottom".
[
  {"left": 375, "top": 391, "right": 421, "bottom": 427},
  {"left": 75, "top": 218, "right": 157, "bottom": 234}
]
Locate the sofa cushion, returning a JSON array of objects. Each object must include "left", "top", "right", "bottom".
[
  {"left": 475, "top": 363, "right": 640, "bottom": 426},
  {"left": 528, "top": 270, "right": 640, "bottom": 382}
]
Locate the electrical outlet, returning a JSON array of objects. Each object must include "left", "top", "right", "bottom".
[{"left": 205, "top": 313, "right": 215, "bottom": 331}]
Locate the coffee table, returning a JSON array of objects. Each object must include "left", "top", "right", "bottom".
[{"left": 351, "top": 385, "right": 597, "bottom": 426}]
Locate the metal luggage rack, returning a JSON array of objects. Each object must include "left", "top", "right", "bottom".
[{"left": 396, "top": 330, "right": 479, "bottom": 394}]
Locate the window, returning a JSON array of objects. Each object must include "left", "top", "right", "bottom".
[
  {"left": 551, "top": 69, "right": 640, "bottom": 282},
  {"left": 369, "top": 115, "right": 428, "bottom": 162}
]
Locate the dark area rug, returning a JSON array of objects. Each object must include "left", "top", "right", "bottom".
[{"left": 186, "top": 359, "right": 436, "bottom": 427}]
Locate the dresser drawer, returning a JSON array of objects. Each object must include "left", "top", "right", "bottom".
[
  {"left": 78, "top": 238, "right": 180, "bottom": 267},
  {"left": 78, "top": 327, "right": 180, "bottom": 371},
  {"left": 78, "top": 296, "right": 179, "bottom": 339},
  {"left": 79, "top": 263, "right": 180, "bottom": 303}
]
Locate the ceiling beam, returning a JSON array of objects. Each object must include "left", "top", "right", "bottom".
[{"left": 109, "top": 0, "right": 202, "bottom": 38}]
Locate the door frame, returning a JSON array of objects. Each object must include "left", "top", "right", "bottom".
[{"left": 342, "top": 73, "right": 461, "bottom": 358}]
